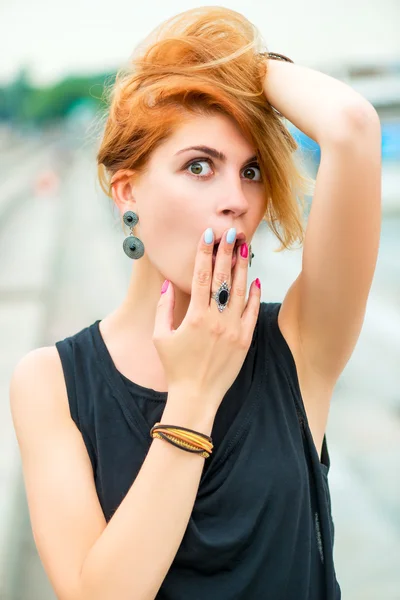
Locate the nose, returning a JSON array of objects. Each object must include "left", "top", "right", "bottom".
[{"left": 217, "top": 184, "right": 249, "bottom": 217}]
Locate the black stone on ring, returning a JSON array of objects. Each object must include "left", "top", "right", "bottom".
[{"left": 211, "top": 281, "right": 230, "bottom": 313}]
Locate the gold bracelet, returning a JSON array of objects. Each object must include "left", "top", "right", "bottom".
[
  {"left": 150, "top": 422, "right": 213, "bottom": 458},
  {"left": 152, "top": 431, "right": 210, "bottom": 458},
  {"left": 153, "top": 426, "right": 213, "bottom": 453}
]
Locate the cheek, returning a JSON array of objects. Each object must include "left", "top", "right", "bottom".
[
  {"left": 144, "top": 200, "right": 192, "bottom": 244},
  {"left": 143, "top": 219, "right": 198, "bottom": 294},
  {"left": 135, "top": 181, "right": 209, "bottom": 287},
  {"left": 147, "top": 185, "right": 194, "bottom": 224},
  {"left": 253, "top": 193, "right": 267, "bottom": 224},
  {"left": 139, "top": 194, "right": 200, "bottom": 265}
]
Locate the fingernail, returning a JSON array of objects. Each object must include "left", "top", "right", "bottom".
[
  {"left": 226, "top": 227, "right": 236, "bottom": 244},
  {"left": 161, "top": 280, "right": 169, "bottom": 294},
  {"left": 204, "top": 228, "right": 214, "bottom": 244},
  {"left": 255, "top": 278, "right": 261, "bottom": 289},
  {"left": 240, "top": 243, "right": 249, "bottom": 259}
]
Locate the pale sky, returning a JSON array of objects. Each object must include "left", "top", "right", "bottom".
[{"left": 1, "top": 0, "right": 399, "bottom": 85}]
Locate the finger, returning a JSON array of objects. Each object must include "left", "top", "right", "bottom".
[
  {"left": 229, "top": 242, "right": 249, "bottom": 314},
  {"left": 210, "top": 227, "right": 236, "bottom": 313},
  {"left": 188, "top": 228, "right": 214, "bottom": 314},
  {"left": 241, "top": 279, "right": 261, "bottom": 341},
  {"left": 153, "top": 279, "right": 175, "bottom": 340}
]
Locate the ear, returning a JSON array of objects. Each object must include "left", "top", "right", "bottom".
[{"left": 110, "top": 169, "right": 137, "bottom": 214}]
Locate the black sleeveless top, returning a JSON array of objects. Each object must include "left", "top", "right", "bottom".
[{"left": 55, "top": 302, "right": 341, "bottom": 599}]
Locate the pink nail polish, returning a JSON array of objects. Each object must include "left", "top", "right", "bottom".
[
  {"left": 255, "top": 278, "right": 261, "bottom": 289},
  {"left": 240, "top": 243, "right": 248, "bottom": 259},
  {"left": 161, "top": 280, "right": 169, "bottom": 294}
]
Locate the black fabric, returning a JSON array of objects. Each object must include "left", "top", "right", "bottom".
[{"left": 55, "top": 302, "right": 341, "bottom": 599}]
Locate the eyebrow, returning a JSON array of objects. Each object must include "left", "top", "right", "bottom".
[{"left": 175, "top": 145, "right": 258, "bottom": 165}]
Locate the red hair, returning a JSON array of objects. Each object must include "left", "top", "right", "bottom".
[{"left": 95, "top": 6, "right": 314, "bottom": 251}]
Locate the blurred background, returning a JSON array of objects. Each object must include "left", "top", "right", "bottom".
[{"left": 0, "top": 1, "right": 399, "bottom": 598}]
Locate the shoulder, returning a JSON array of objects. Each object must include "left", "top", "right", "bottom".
[
  {"left": 11, "top": 345, "right": 64, "bottom": 386},
  {"left": 10, "top": 317, "right": 98, "bottom": 399},
  {"left": 10, "top": 346, "right": 70, "bottom": 430},
  {"left": 11, "top": 345, "right": 64, "bottom": 384}
]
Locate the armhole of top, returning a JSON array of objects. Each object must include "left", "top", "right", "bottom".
[
  {"left": 263, "top": 302, "right": 331, "bottom": 472},
  {"left": 55, "top": 340, "right": 97, "bottom": 474},
  {"left": 263, "top": 301, "right": 305, "bottom": 410},
  {"left": 320, "top": 435, "right": 330, "bottom": 473},
  {"left": 55, "top": 340, "right": 80, "bottom": 428}
]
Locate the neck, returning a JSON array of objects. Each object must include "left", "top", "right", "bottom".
[{"left": 111, "top": 254, "right": 191, "bottom": 339}]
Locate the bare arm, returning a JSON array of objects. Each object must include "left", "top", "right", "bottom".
[
  {"left": 80, "top": 393, "right": 215, "bottom": 600},
  {"left": 10, "top": 347, "right": 216, "bottom": 600}
]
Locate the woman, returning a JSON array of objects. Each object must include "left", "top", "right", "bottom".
[{"left": 10, "top": 6, "right": 381, "bottom": 600}]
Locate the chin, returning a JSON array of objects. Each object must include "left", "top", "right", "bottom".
[
  {"left": 176, "top": 280, "right": 193, "bottom": 297},
  {"left": 158, "top": 258, "right": 195, "bottom": 297},
  {"left": 158, "top": 271, "right": 192, "bottom": 297}
]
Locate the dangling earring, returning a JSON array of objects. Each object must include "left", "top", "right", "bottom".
[
  {"left": 122, "top": 210, "right": 145, "bottom": 259},
  {"left": 249, "top": 244, "right": 255, "bottom": 267}
]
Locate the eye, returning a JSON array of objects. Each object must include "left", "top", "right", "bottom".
[
  {"left": 242, "top": 164, "right": 262, "bottom": 182},
  {"left": 187, "top": 159, "right": 213, "bottom": 178}
]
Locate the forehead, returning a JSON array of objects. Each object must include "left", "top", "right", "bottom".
[{"left": 158, "top": 112, "right": 255, "bottom": 157}]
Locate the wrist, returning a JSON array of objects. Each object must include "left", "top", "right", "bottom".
[{"left": 161, "top": 389, "right": 216, "bottom": 436}]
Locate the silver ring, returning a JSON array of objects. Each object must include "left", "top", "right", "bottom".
[{"left": 211, "top": 281, "right": 231, "bottom": 313}]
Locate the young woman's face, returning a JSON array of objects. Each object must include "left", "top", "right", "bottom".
[{"left": 131, "top": 112, "right": 267, "bottom": 294}]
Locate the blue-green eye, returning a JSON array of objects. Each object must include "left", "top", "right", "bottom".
[
  {"left": 242, "top": 165, "right": 262, "bottom": 181},
  {"left": 185, "top": 157, "right": 262, "bottom": 182},
  {"left": 187, "top": 160, "right": 213, "bottom": 177}
]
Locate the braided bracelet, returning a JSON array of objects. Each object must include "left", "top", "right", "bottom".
[
  {"left": 152, "top": 431, "right": 211, "bottom": 458},
  {"left": 267, "top": 52, "right": 294, "bottom": 64},
  {"left": 150, "top": 423, "right": 214, "bottom": 459}
]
